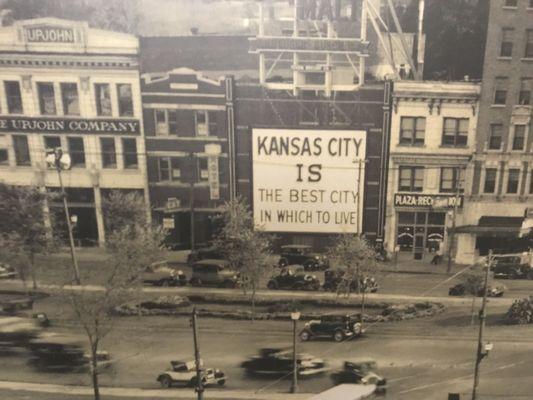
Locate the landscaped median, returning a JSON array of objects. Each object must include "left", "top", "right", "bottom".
[{"left": 113, "top": 292, "right": 445, "bottom": 323}]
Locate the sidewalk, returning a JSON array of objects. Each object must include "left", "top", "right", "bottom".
[
  {"left": 0, "top": 380, "right": 310, "bottom": 400},
  {"left": 382, "top": 253, "right": 468, "bottom": 275}
]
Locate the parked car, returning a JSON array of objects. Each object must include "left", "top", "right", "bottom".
[
  {"left": 491, "top": 254, "right": 532, "bottom": 279},
  {"left": 156, "top": 360, "right": 226, "bottom": 388},
  {"left": 0, "top": 263, "right": 17, "bottom": 280},
  {"left": 323, "top": 268, "right": 379, "bottom": 293},
  {"left": 267, "top": 265, "right": 320, "bottom": 291},
  {"left": 142, "top": 261, "right": 186, "bottom": 287},
  {"left": 278, "top": 245, "right": 329, "bottom": 271},
  {"left": 190, "top": 260, "right": 239, "bottom": 288},
  {"left": 330, "top": 360, "right": 387, "bottom": 393},
  {"left": 241, "top": 348, "right": 328, "bottom": 377},
  {"left": 448, "top": 282, "right": 506, "bottom": 297},
  {"left": 299, "top": 314, "right": 363, "bottom": 342},
  {"left": 187, "top": 246, "right": 224, "bottom": 266}
]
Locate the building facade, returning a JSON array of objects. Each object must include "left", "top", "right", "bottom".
[
  {"left": 384, "top": 81, "right": 480, "bottom": 262},
  {"left": 461, "top": 0, "right": 533, "bottom": 260},
  {"left": 141, "top": 69, "right": 234, "bottom": 248},
  {"left": 0, "top": 18, "right": 149, "bottom": 246}
]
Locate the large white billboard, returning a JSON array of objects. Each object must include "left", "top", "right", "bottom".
[{"left": 252, "top": 129, "right": 366, "bottom": 233}]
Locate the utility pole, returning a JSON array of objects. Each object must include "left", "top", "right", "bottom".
[
  {"left": 189, "top": 153, "right": 196, "bottom": 251},
  {"left": 54, "top": 148, "right": 81, "bottom": 285},
  {"left": 290, "top": 311, "right": 300, "bottom": 394},
  {"left": 471, "top": 249, "right": 492, "bottom": 400},
  {"left": 447, "top": 168, "right": 462, "bottom": 274},
  {"left": 191, "top": 308, "right": 204, "bottom": 400}
]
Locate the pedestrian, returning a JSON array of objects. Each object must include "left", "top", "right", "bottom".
[{"left": 431, "top": 241, "right": 443, "bottom": 265}]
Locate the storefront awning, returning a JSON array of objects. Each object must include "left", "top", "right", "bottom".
[{"left": 452, "top": 216, "right": 524, "bottom": 237}]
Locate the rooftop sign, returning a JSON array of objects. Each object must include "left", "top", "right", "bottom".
[
  {"left": 25, "top": 25, "right": 76, "bottom": 43},
  {"left": 249, "top": 37, "right": 368, "bottom": 54}
]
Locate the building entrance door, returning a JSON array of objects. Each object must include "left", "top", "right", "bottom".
[{"left": 396, "top": 211, "right": 446, "bottom": 259}]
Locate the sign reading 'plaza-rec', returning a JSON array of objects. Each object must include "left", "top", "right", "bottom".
[{"left": 0, "top": 117, "right": 139, "bottom": 135}]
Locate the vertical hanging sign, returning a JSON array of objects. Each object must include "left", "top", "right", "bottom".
[{"left": 205, "top": 144, "right": 221, "bottom": 201}]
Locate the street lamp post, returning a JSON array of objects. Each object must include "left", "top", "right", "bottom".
[
  {"left": 48, "top": 148, "right": 81, "bottom": 285},
  {"left": 290, "top": 311, "right": 301, "bottom": 394}
]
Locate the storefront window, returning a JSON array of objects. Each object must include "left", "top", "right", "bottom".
[{"left": 396, "top": 211, "right": 446, "bottom": 253}]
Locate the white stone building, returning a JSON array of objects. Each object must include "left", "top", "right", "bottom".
[
  {"left": 383, "top": 81, "right": 480, "bottom": 264},
  {"left": 0, "top": 18, "right": 149, "bottom": 245}
]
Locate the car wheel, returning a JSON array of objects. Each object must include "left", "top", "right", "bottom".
[
  {"left": 303, "top": 261, "right": 315, "bottom": 271},
  {"left": 267, "top": 280, "right": 278, "bottom": 290},
  {"left": 300, "top": 330, "right": 311, "bottom": 341},
  {"left": 333, "top": 330, "right": 345, "bottom": 342},
  {"left": 217, "top": 379, "right": 226, "bottom": 386},
  {"left": 159, "top": 375, "right": 172, "bottom": 388},
  {"left": 279, "top": 258, "right": 288, "bottom": 267}
]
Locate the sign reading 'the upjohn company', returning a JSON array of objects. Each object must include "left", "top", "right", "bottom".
[
  {"left": 252, "top": 129, "right": 366, "bottom": 234},
  {"left": 0, "top": 117, "right": 140, "bottom": 135}
]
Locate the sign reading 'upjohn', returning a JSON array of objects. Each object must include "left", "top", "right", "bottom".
[
  {"left": 0, "top": 117, "right": 140, "bottom": 135},
  {"left": 25, "top": 26, "right": 76, "bottom": 43}
]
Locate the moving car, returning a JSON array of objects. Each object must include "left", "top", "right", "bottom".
[
  {"left": 0, "top": 263, "right": 17, "bottom": 280},
  {"left": 491, "top": 254, "right": 532, "bottom": 279},
  {"left": 27, "top": 333, "right": 88, "bottom": 372},
  {"left": 323, "top": 269, "right": 378, "bottom": 293},
  {"left": 187, "top": 246, "right": 224, "bottom": 266},
  {"left": 448, "top": 281, "right": 506, "bottom": 297},
  {"left": 142, "top": 261, "right": 186, "bottom": 287},
  {"left": 241, "top": 348, "right": 328, "bottom": 377},
  {"left": 190, "top": 260, "right": 239, "bottom": 288},
  {"left": 299, "top": 314, "right": 364, "bottom": 342},
  {"left": 267, "top": 265, "right": 320, "bottom": 291},
  {"left": 156, "top": 360, "right": 226, "bottom": 388},
  {"left": 278, "top": 245, "right": 329, "bottom": 271},
  {"left": 0, "top": 316, "right": 41, "bottom": 345},
  {"left": 331, "top": 360, "right": 387, "bottom": 393}
]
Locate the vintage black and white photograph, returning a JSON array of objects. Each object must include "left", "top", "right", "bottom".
[{"left": 0, "top": 0, "right": 531, "bottom": 399}]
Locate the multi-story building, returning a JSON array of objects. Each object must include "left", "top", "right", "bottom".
[
  {"left": 141, "top": 68, "right": 234, "bottom": 248},
  {"left": 459, "top": 0, "right": 533, "bottom": 260},
  {"left": 384, "top": 81, "right": 480, "bottom": 262},
  {"left": 0, "top": 18, "right": 149, "bottom": 245}
]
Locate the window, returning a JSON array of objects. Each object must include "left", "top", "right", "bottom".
[
  {"left": 4, "top": 81, "right": 23, "bottom": 114},
  {"left": 493, "top": 78, "right": 508, "bottom": 105},
  {"left": 122, "top": 138, "right": 138, "bottom": 169},
  {"left": 13, "top": 135, "right": 30, "bottom": 166},
  {"left": 0, "top": 135, "right": 8, "bottom": 165},
  {"left": 440, "top": 167, "right": 465, "bottom": 193},
  {"left": 117, "top": 83, "right": 133, "bottom": 117},
  {"left": 158, "top": 157, "right": 181, "bottom": 181},
  {"left": 195, "top": 111, "right": 210, "bottom": 136},
  {"left": 500, "top": 28, "right": 514, "bottom": 57},
  {"left": 100, "top": 137, "right": 116, "bottom": 168},
  {"left": 198, "top": 157, "right": 209, "bottom": 181},
  {"left": 489, "top": 124, "right": 503, "bottom": 150},
  {"left": 504, "top": 0, "right": 517, "bottom": 6},
  {"left": 399, "top": 117, "right": 425, "bottom": 145},
  {"left": 442, "top": 118, "right": 469, "bottom": 146},
  {"left": 526, "top": 30, "right": 533, "bottom": 58},
  {"left": 519, "top": 78, "right": 532, "bottom": 105},
  {"left": 37, "top": 82, "right": 56, "bottom": 115},
  {"left": 512, "top": 125, "right": 526, "bottom": 150},
  {"left": 44, "top": 136, "right": 61, "bottom": 151},
  {"left": 155, "top": 109, "right": 168, "bottom": 136},
  {"left": 507, "top": 168, "right": 520, "bottom": 194},
  {"left": 398, "top": 166, "right": 424, "bottom": 192},
  {"left": 95, "top": 84, "right": 111, "bottom": 116},
  {"left": 60, "top": 83, "right": 79, "bottom": 115},
  {"left": 484, "top": 168, "right": 497, "bottom": 193},
  {"left": 68, "top": 137, "right": 85, "bottom": 167}
]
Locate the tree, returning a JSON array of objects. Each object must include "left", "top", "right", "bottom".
[
  {"left": 64, "top": 192, "right": 163, "bottom": 400},
  {"left": 213, "top": 197, "right": 273, "bottom": 320},
  {"left": 0, "top": 184, "right": 55, "bottom": 290},
  {"left": 328, "top": 234, "right": 379, "bottom": 324},
  {"left": 102, "top": 190, "right": 147, "bottom": 235}
]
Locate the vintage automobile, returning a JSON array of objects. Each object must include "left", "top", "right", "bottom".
[
  {"left": 142, "top": 261, "right": 186, "bottom": 287},
  {"left": 187, "top": 246, "right": 225, "bottom": 266},
  {"left": 156, "top": 360, "right": 226, "bottom": 388},
  {"left": 0, "top": 316, "right": 42, "bottom": 345},
  {"left": 448, "top": 281, "right": 506, "bottom": 297},
  {"left": 267, "top": 265, "right": 320, "bottom": 291},
  {"left": 241, "top": 348, "right": 328, "bottom": 377},
  {"left": 330, "top": 360, "right": 387, "bottom": 393},
  {"left": 491, "top": 254, "right": 532, "bottom": 279},
  {"left": 299, "top": 314, "right": 364, "bottom": 342},
  {"left": 27, "top": 333, "right": 88, "bottom": 372},
  {"left": 322, "top": 269, "right": 379, "bottom": 293},
  {"left": 0, "top": 263, "right": 17, "bottom": 280},
  {"left": 278, "top": 245, "right": 329, "bottom": 271},
  {"left": 189, "top": 260, "right": 239, "bottom": 288}
]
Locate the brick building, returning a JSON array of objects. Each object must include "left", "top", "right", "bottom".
[{"left": 457, "top": 0, "right": 533, "bottom": 260}]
